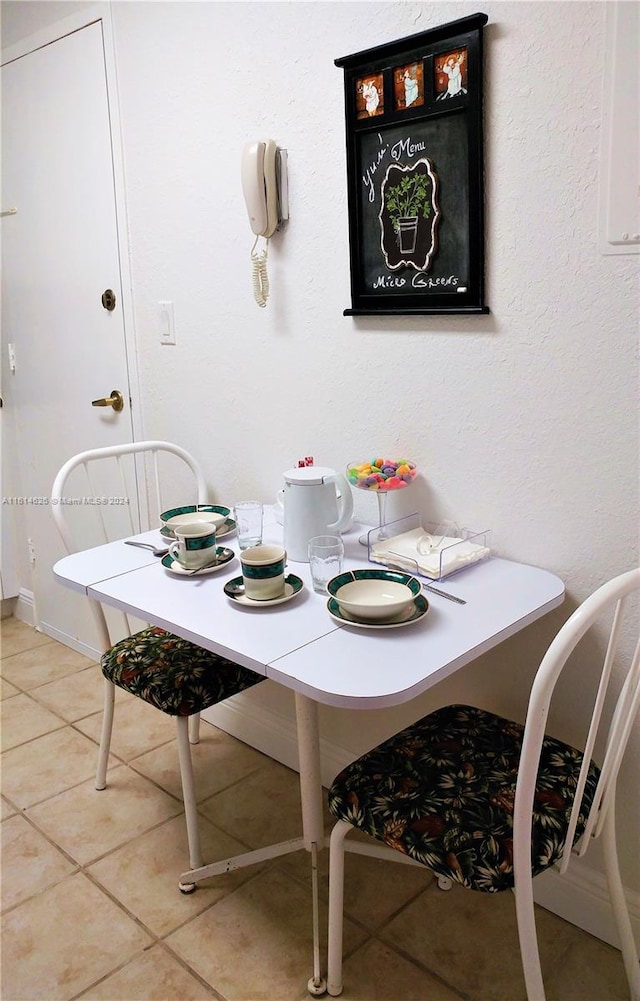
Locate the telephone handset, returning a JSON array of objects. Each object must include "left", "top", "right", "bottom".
[
  {"left": 241, "top": 139, "right": 279, "bottom": 239},
  {"left": 241, "top": 139, "right": 288, "bottom": 307}
]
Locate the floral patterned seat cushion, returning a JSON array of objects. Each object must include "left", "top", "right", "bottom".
[
  {"left": 328, "top": 704, "right": 600, "bottom": 893},
  {"left": 101, "top": 626, "right": 265, "bottom": 716}
]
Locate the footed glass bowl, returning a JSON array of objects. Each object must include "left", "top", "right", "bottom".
[{"left": 346, "top": 458, "right": 417, "bottom": 544}]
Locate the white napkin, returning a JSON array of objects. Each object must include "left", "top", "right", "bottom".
[{"left": 371, "top": 527, "right": 490, "bottom": 579}]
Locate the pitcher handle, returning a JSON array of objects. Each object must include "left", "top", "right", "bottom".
[{"left": 325, "top": 472, "right": 354, "bottom": 533}]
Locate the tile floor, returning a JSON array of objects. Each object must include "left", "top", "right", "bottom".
[{"left": 1, "top": 617, "right": 631, "bottom": 1001}]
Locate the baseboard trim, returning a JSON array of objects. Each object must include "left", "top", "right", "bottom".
[
  {"left": 202, "top": 693, "right": 640, "bottom": 952},
  {"left": 532, "top": 859, "right": 640, "bottom": 950},
  {"left": 13, "top": 588, "right": 35, "bottom": 627},
  {"left": 37, "top": 619, "right": 102, "bottom": 662}
]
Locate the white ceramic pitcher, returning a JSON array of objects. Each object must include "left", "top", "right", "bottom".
[{"left": 281, "top": 466, "right": 354, "bottom": 562}]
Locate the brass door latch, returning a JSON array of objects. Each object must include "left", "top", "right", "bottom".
[{"left": 91, "top": 390, "right": 124, "bottom": 412}]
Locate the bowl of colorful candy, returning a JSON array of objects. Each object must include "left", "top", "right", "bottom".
[
  {"left": 346, "top": 458, "right": 417, "bottom": 492},
  {"left": 347, "top": 458, "right": 418, "bottom": 545}
]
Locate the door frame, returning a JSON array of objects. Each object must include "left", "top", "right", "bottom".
[{"left": 2, "top": 3, "right": 144, "bottom": 627}]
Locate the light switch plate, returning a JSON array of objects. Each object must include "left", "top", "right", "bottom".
[{"left": 159, "top": 301, "right": 176, "bottom": 345}]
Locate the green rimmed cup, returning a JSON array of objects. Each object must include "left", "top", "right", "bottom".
[
  {"left": 168, "top": 522, "right": 218, "bottom": 570},
  {"left": 240, "top": 545, "right": 287, "bottom": 600}
]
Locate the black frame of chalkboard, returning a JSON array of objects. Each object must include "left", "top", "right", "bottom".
[{"left": 335, "top": 13, "right": 489, "bottom": 316}]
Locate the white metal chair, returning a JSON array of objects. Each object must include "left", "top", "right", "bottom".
[
  {"left": 326, "top": 568, "right": 640, "bottom": 1000},
  {"left": 51, "top": 441, "right": 265, "bottom": 877}
]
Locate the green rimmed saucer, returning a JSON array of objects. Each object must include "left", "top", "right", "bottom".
[
  {"left": 161, "top": 547, "right": 235, "bottom": 576},
  {"left": 224, "top": 574, "right": 304, "bottom": 607}
]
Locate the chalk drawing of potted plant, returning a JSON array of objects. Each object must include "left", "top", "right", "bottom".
[
  {"left": 379, "top": 158, "right": 440, "bottom": 271},
  {"left": 385, "top": 173, "right": 431, "bottom": 252}
]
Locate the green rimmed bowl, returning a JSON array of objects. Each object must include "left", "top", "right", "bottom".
[{"left": 326, "top": 568, "right": 421, "bottom": 622}]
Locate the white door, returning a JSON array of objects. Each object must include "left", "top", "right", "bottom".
[{"left": 1, "top": 18, "right": 137, "bottom": 653}]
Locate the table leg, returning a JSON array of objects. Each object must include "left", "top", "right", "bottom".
[
  {"left": 295, "top": 692, "right": 328, "bottom": 996},
  {"left": 179, "top": 692, "right": 329, "bottom": 993}
]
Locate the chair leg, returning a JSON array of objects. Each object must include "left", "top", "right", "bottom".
[
  {"left": 602, "top": 803, "right": 640, "bottom": 1001},
  {"left": 327, "top": 819, "right": 353, "bottom": 997},
  {"left": 175, "top": 715, "right": 203, "bottom": 870},
  {"left": 95, "top": 677, "right": 115, "bottom": 790},
  {"left": 514, "top": 868, "right": 546, "bottom": 1001},
  {"left": 188, "top": 711, "right": 200, "bottom": 745}
]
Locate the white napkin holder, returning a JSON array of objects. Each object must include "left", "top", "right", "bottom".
[{"left": 367, "top": 514, "right": 491, "bottom": 581}]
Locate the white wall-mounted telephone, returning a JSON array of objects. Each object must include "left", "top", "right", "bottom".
[{"left": 241, "top": 139, "right": 288, "bottom": 307}]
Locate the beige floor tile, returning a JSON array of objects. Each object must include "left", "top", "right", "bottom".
[
  {"left": 0, "top": 692, "right": 65, "bottom": 750},
  {"left": 0, "top": 872, "right": 153, "bottom": 1000},
  {"left": 1, "top": 619, "right": 53, "bottom": 659},
  {"left": 1, "top": 675, "right": 20, "bottom": 699},
  {"left": 31, "top": 664, "right": 108, "bottom": 722},
  {"left": 200, "top": 755, "right": 303, "bottom": 846},
  {"left": 132, "top": 723, "right": 265, "bottom": 802},
  {"left": 329, "top": 937, "right": 464, "bottom": 1001},
  {"left": 1, "top": 795, "right": 17, "bottom": 820},
  {"left": 166, "top": 866, "right": 367, "bottom": 1001},
  {"left": 0, "top": 641, "right": 93, "bottom": 690},
  {"left": 1, "top": 726, "right": 108, "bottom": 809},
  {"left": 89, "top": 813, "right": 265, "bottom": 937},
  {"left": 543, "top": 927, "right": 630, "bottom": 1001},
  {"left": 77, "top": 944, "right": 214, "bottom": 1000},
  {"left": 1, "top": 813, "right": 77, "bottom": 910},
  {"left": 335, "top": 845, "right": 433, "bottom": 931},
  {"left": 277, "top": 810, "right": 434, "bottom": 930},
  {"left": 381, "top": 881, "right": 586, "bottom": 1001},
  {"left": 202, "top": 764, "right": 432, "bottom": 934},
  {"left": 27, "top": 764, "right": 183, "bottom": 865},
  {"left": 74, "top": 696, "right": 176, "bottom": 760}
]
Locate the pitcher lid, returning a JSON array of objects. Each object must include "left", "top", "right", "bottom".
[{"left": 283, "top": 466, "right": 336, "bottom": 486}]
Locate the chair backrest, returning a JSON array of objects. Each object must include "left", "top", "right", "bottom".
[
  {"left": 51, "top": 440, "right": 208, "bottom": 650},
  {"left": 51, "top": 440, "right": 207, "bottom": 553},
  {"left": 514, "top": 568, "right": 640, "bottom": 877}
]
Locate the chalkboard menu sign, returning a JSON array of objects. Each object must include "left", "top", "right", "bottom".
[{"left": 335, "top": 14, "right": 489, "bottom": 315}]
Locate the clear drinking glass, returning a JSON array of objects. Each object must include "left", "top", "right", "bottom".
[
  {"left": 308, "top": 535, "right": 344, "bottom": 594},
  {"left": 234, "top": 501, "right": 263, "bottom": 550}
]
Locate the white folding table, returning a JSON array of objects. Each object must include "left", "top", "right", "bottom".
[{"left": 53, "top": 516, "right": 564, "bottom": 994}]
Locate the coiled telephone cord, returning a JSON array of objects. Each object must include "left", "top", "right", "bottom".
[{"left": 251, "top": 236, "right": 270, "bottom": 308}]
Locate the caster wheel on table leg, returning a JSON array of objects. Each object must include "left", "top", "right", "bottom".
[
  {"left": 307, "top": 975, "right": 327, "bottom": 996},
  {"left": 178, "top": 881, "right": 197, "bottom": 894}
]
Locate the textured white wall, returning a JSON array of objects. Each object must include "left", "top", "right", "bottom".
[{"left": 106, "top": 0, "right": 638, "bottom": 890}]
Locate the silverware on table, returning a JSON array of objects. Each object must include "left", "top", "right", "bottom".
[
  {"left": 184, "top": 548, "right": 234, "bottom": 575},
  {"left": 384, "top": 563, "right": 467, "bottom": 605},
  {"left": 124, "top": 540, "right": 169, "bottom": 557},
  {"left": 184, "top": 560, "right": 221, "bottom": 575}
]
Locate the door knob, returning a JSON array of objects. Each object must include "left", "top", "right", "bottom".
[{"left": 91, "top": 389, "right": 124, "bottom": 412}]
